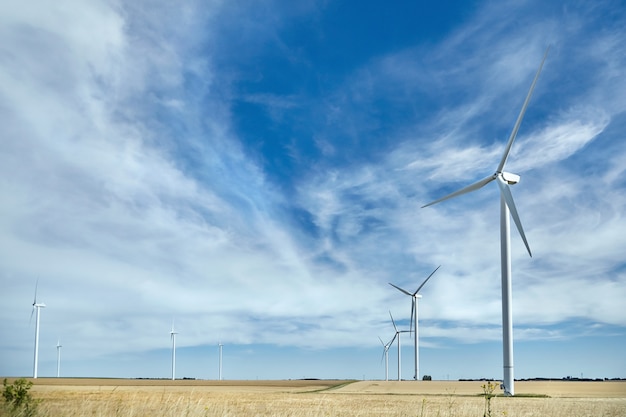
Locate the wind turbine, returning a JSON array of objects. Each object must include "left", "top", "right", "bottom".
[
  {"left": 170, "top": 321, "right": 178, "bottom": 381},
  {"left": 56, "top": 340, "right": 62, "bottom": 378},
  {"left": 218, "top": 342, "right": 223, "bottom": 381},
  {"left": 378, "top": 336, "right": 393, "bottom": 381},
  {"left": 389, "top": 265, "right": 441, "bottom": 380},
  {"left": 30, "top": 281, "right": 46, "bottom": 379},
  {"left": 389, "top": 311, "right": 410, "bottom": 381},
  {"left": 422, "top": 48, "right": 549, "bottom": 395}
]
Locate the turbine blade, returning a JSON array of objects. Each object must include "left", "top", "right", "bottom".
[
  {"left": 389, "top": 282, "right": 412, "bottom": 296},
  {"left": 389, "top": 311, "right": 398, "bottom": 332},
  {"left": 29, "top": 306, "right": 34, "bottom": 325},
  {"left": 409, "top": 299, "right": 415, "bottom": 333},
  {"left": 496, "top": 176, "right": 532, "bottom": 257},
  {"left": 422, "top": 175, "right": 495, "bottom": 208},
  {"left": 497, "top": 46, "right": 550, "bottom": 172},
  {"left": 33, "top": 279, "right": 38, "bottom": 305},
  {"left": 415, "top": 265, "right": 441, "bottom": 294},
  {"left": 378, "top": 337, "right": 387, "bottom": 363},
  {"left": 389, "top": 333, "right": 397, "bottom": 346}
]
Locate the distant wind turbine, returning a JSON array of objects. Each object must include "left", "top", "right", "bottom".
[
  {"left": 389, "top": 311, "right": 411, "bottom": 381},
  {"left": 56, "top": 340, "right": 62, "bottom": 378},
  {"left": 170, "top": 321, "right": 178, "bottom": 381},
  {"left": 218, "top": 342, "right": 223, "bottom": 381},
  {"left": 378, "top": 336, "right": 393, "bottom": 381},
  {"left": 30, "top": 280, "right": 46, "bottom": 379},
  {"left": 422, "top": 48, "right": 549, "bottom": 395},
  {"left": 389, "top": 265, "right": 441, "bottom": 380}
]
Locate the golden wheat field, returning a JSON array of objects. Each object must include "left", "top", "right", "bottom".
[{"left": 10, "top": 378, "right": 626, "bottom": 417}]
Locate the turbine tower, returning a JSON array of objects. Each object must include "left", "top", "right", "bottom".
[
  {"left": 422, "top": 48, "right": 549, "bottom": 395},
  {"left": 170, "top": 321, "right": 178, "bottom": 381},
  {"left": 389, "top": 311, "right": 410, "bottom": 381},
  {"left": 378, "top": 336, "right": 393, "bottom": 381},
  {"left": 389, "top": 265, "right": 441, "bottom": 380},
  {"left": 56, "top": 340, "right": 62, "bottom": 378},
  {"left": 218, "top": 342, "right": 223, "bottom": 381},
  {"left": 30, "top": 281, "right": 46, "bottom": 379}
]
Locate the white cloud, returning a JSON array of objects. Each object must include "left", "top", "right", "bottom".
[{"left": 512, "top": 108, "right": 609, "bottom": 172}]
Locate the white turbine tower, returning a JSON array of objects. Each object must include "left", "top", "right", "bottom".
[
  {"left": 30, "top": 281, "right": 46, "bottom": 379},
  {"left": 378, "top": 336, "right": 393, "bottom": 381},
  {"left": 170, "top": 321, "right": 178, "bottom": 381},
  {"left": 389, "top": 311, "right": 410, "bottom": 381},
  {"left": 422, "top": 48, "right": 549, "bottom": 395},
  {"left": 56, "top": 340, "right": 62, "bottom": 378},
  {"left": 218, "top": 342, "right": 223, "bottom": 381},
  {"left": 389, "top": 265, "right": 441, "bottom": 381}
]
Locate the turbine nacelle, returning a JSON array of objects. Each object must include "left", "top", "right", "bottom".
[{"left": 500, "top": 171, "right": 520, "bottom": 185}]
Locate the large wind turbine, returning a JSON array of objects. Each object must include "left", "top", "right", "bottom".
[
  {"left": 218, "top": 342, "right": 223, "bottom": 381},
  {"left": 389, "top": 311, "right": 410, "bottom": 381},
  {"left": 389, "top": 265, "right": 441, "bottom": 380},
  {"left": 56, "top": 340, "right": 62, "bottom": 378},
  {"left": 422, "top": 48, "right": 549, "bottom": 395},
  {"left": 30, "top": 281, "right": 46, "bottom": 379},
  {"left": 378, "top": 336, "right": 393, "bottom": 381},
  {"left": 170, "top": 321, "right": 178, "bottom": 381}
]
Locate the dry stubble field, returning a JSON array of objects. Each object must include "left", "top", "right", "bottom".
[{"left": 11, "top": 378, "right": 626, "bottom": 417}]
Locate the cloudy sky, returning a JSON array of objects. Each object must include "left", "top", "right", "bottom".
[{"left": 1, "top": 0, "right": 625, "bottom": 381}]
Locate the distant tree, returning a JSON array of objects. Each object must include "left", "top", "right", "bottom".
[{"left": 422, "top": 375, "right": 432, "bottom": 381}]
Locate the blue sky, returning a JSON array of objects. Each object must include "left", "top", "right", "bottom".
[{"left": 1, "top": 0, "right": 625, "bottom": 381}]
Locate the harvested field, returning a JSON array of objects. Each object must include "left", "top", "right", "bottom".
[
  {"left": 11, "top": 378, "right": 626, "bottom": 417},
  {"left": 337, "top": 380, "right": 626, "bottom": 398}
]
